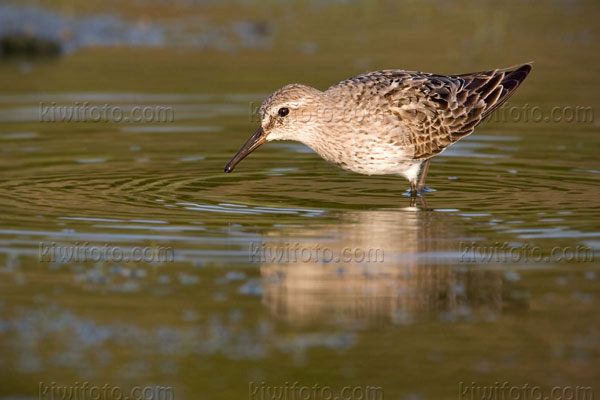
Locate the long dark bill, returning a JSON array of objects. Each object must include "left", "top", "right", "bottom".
[{"left": 224, "top": 126, "right": 267, "bottom": 173}]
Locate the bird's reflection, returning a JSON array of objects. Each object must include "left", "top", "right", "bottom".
[{"left": 258, "top": 209, "right": 524, "bottom": 325}]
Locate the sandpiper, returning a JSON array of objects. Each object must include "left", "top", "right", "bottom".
[{"left": 225, "top": 63, "right": 532, "bottom": 195}]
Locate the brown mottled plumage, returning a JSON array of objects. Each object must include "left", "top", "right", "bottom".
[{"left": 225, "top": 63, "right": 532, "bottom": 196}]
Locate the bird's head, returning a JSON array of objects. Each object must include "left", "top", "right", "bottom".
[{"left": 224, "top": 84, "right": 326, "bottom": 173}]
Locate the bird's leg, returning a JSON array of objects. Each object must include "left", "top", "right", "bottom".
[
  {"left": 417, "top": 159, "right": 431, "bottom": 193},
  {"left": 409, "top": 196, "right": 417, "bottom": 207},
  {"left": 409, "top": 180, "right": 417, "bottom": 195},
  {"left": 409, "top": 180, "right": 418, "bottom": 206},
  {"left": 418, "top": 194, "right": 428, "bottom": 209}
]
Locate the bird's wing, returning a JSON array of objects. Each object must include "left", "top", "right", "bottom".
[{"left": 327, "top": 64, "right": 532, "bottom": 160}]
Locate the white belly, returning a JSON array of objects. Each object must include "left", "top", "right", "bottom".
[
  {"left": 316, "top": 141, "right": 422, "bottom": 180},
  {"left": 338, "top": 157, "right": 423, "bottom": 181}
]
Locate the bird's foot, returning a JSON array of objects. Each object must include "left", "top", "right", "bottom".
[
  {"left": 405, "top": 184, "right": 433, "bottom": 208},
  {"left": 404, "top": 187, "right": 434, "bottom": 197},
  {"left": 407, "top": 191, "right": 430, "bottom": 208},
  {"left": 404, "top": 189, "right": 421, "bottom": 197},
  {"left": 418, "top": 186, "right": 436, "bottom": 193}
]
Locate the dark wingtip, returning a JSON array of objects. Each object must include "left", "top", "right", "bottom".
[
  {"left": 479, "top": 62, "right": 533, "bottom": 119},
  {"left": 508, "top": 63, "right": 533, "bottom": 81},
  {"left": 224, "top": 166, "right": 233, "bottom": 173}
]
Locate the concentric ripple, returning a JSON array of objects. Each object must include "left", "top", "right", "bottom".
[{"left": 0, "top": 92, "right": 598, "bottom": 269}]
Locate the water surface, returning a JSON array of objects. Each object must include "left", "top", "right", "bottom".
[{"left": 1, "top": 1, "right": 599, "bottom": 399}]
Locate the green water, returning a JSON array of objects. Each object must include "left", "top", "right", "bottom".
[{"left": 0, "top": 1, "right": 599, "bottom": 399}]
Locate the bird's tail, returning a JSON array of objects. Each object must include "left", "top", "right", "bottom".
[{"left": 456, "top": 62, "right": 533, "bottom": 119}]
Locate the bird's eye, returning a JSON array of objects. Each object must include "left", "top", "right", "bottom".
[{"left": 278, "top": 107, "right": 289, "bottom": 117}]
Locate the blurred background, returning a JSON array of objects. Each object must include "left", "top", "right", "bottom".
[{"left": 0, "top": 0, "right": 598, "bottom": 399}]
